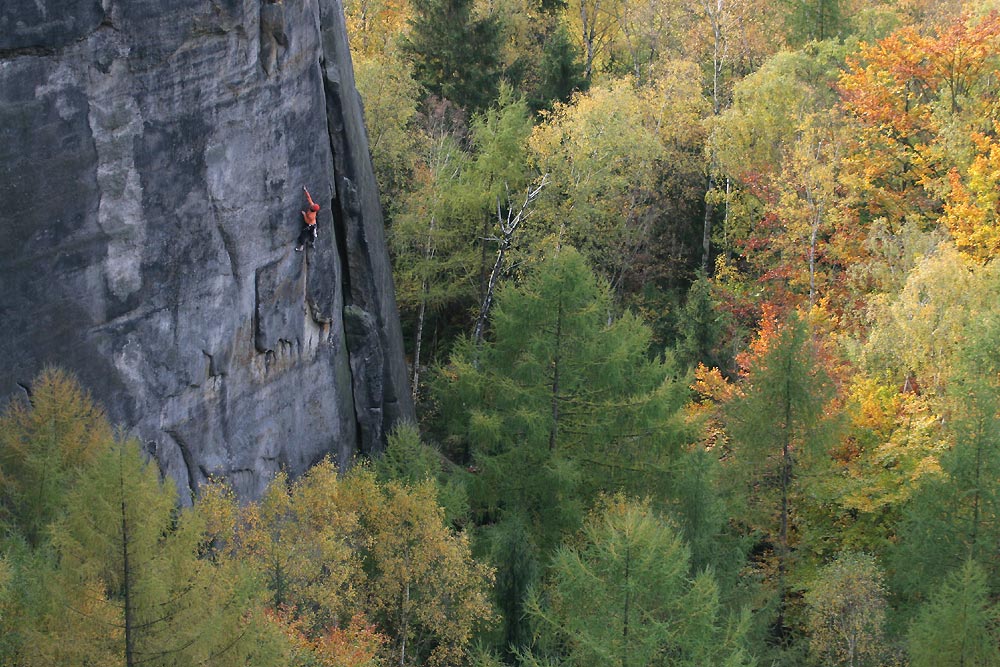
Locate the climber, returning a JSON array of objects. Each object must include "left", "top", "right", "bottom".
[{"left": 295, "top": 186, "right": 320, "bottom": 251}]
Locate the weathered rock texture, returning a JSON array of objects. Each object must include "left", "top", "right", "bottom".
[{"left": 0, "top": 0, "right": 414, "bottom": 499}]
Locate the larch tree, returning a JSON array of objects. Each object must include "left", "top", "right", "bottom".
[
  {"left": 46, "top": 438, "right": 275, "bottom": 667},
  {"left": 0, "top": 368, "right": 111, "bottom": 548},
  {"left": 519, "top": 496, "right": 753, "bottom": 667},
  {"left": 433, "top": 248, "right": 694, "bottom": 550},
  {"left": 725, "top": 310, "right": 836, "bottom": 639},
  {"left": 907, "top": 560, "right": 1000, "bottom": 667}
]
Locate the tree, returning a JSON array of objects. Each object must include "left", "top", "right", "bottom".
[
  {"left": 863, "top": 243, "right": 990, "bottom": 396},
  {"left": 0, "top": 368, "right": 111, "bottom": 547},
  {"left": 403, "top": 0, "right": 502, "bottom": 111},
  {"left": 353, "top": 48, "right": 424, "bottom": 213},
  {"left": 891, "top": 277, "right": 1000, "bottom": 604},
  {"left": 519, "top": 496, "right": 753, "bottom": 667},
  {"left": 676, "top": 271, "right": 730, "bottom": 370},
  {"left": 527, "top": 22, "right": 588, "bottom": 112},
  {"left": 710, "top": 42, "right": 855, "bottom": 305},
  {"left": 907, "top": 560, "right": 1000, "bottom": 667},
  {"left": 482, "top": 513, "right": 539, "bottom": 662},
  {"left": 391, "top": 101, "right": 475, "bottom": 400},
  {"left": 784, "top": 0, "right": 846, "bottom": 44},
  {"left": 359, "top": 476, "right": 495, "bottom": 666},
  {"left": 805, "top": 552, "right": 887, "bottom": 667},
  {"left": 45, "top": 438, "right": 275, "bottom": 667},
  {"left": 210, "top": 463, "right": 495, "bottom": 667},
  {"left": 838, "top": 12, "right": 1000, "bottom": 244},
  {"left": 434, "top": 248, "right": 692, "bottom": 548},
  {"left": 528, "top": 69, "right": 706, "bottom": 296},
  {"left": 725, "top": 310, "right": 836, "bottom": 638},
  {"left": 465, "top": 86, "right": 536, "bottom": 342}
]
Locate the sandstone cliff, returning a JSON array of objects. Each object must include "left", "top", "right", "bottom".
[{"left": 0, "top": 0, "right": 414, "bottom": 498}]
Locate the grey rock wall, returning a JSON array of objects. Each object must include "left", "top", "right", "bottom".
[{"left": 0, "top": 0, "right": 414, "bottom": 499}]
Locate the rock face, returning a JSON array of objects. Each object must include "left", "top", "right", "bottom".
[{"left": 0, "top": 0, "right": 414, "bottom": 499}]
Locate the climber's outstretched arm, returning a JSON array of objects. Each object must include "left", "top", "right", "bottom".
[{"left": 303, "top": 186, "right": 317, "bottom": 210}]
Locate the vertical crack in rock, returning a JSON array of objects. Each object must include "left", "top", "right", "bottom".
[
  {"left": 318, "top": 0, "right": 415, "bottom": 456},
  {"left": 329, "top": 170, "right": 355, "bottom": 306}
]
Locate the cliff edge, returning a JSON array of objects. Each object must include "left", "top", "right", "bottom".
[{"left": 0, "top": 0, "right": 414, "bottom": 498}]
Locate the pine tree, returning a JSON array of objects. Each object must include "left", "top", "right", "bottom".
[
  {"left": 403, "top": 0, "right": 502, "bottom": 111},
  {"left": 677, "top": 271, "right": 729, "bottom": 371},
  {"left": 483, "top": 513, "right": 539, "bottom": 661}
]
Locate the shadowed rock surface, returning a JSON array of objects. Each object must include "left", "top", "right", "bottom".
[{"left": 0, "top": 0, "right": 413, "bottom": 499}]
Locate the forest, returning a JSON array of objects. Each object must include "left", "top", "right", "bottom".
[{"left": 3, "top": 0, "right": 1000, "bottom": 664}]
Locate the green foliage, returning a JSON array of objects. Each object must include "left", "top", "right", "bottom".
[
  {"left": 0, "top": 368, "right": 111, "bottom": 547},
  {"left": 892, "top": 275, "right": 1000, "bottom": 605},
  {"left": 403, "top": 0, "right": 502, "bottom": 111},
  {"left": 46, "top": 438, "right": 275, "bottom": 667},
  {"left": 528, "top": 70, "right": 707, "bottom": 294},
  {"left": 725, "top": 312, "right": 839, "bottom": 640},
  {"left": 677, "top": 272, "right": 730, "bottom": 370},
  {"left": 783, "top": 0, "right": 847, "bottom": 44},
  {"left": 434, "top": 248, "right": 693, "bottom": 548},
  {"left": 377, "top": 423, "right": 470, "bottom": 526},
  {"left": 863, "top": 244, "right": 991, "bottom": 395},
  {"left": 527, "top": 22, "right": 587, "bottom": 113},
  {"left": 354, "top": 47, "right": 423, "bottom": 212},
  {"left": 907, "top": 560, "right": 1000, "bottom": 667},
  {"left": 520, "top": 496, "right": 754, "bottom": 667},
  {"left": 377, "top": 422, "right": 442, "bottom": 484},
  {"left": 482, "top": 514, "right": 540, "bottom": 660}
]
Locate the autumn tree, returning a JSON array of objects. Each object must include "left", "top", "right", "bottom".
[
  {"left": 0, "top": 368, "right": 111, "bottom": 547},
  {"left": 805, "top": 552, "right": 887, "bottom": 667},
  {"left": 210, "top": 462, "right": 494, "bottom": 667},
  {"left": 354, "top": 48, "right": 424, "bottom": 213},
  {"left": 891, "top": 279, "right": 1000, "bottom": 605},
  {"left": 863, "top": 243, "right": 991, "bottom": 396},
  {"left": 43, "top": 438, "right": 277, "bottom": 667},
  {"left": 838, "top": 12, "right": 1000, "bottom": 258},
  {"left": 359, "top": 476, "right": 494, "bottom": 666},
  {"left": 710, "top": 42, "right": 855, "bottom": 305},
  {"left": 528, "top": 68, "right": 707, "bottom": 296}
]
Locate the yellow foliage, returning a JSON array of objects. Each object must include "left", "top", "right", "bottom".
[
  {"left": 942, "top": 131, "right": 1000, "bottom": 262},
  {"left": 841, "top": 389, "right": 950, "bottom": 513},
  {"left": 220, "top": 464, "right": 494, "bottom": 667}
]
